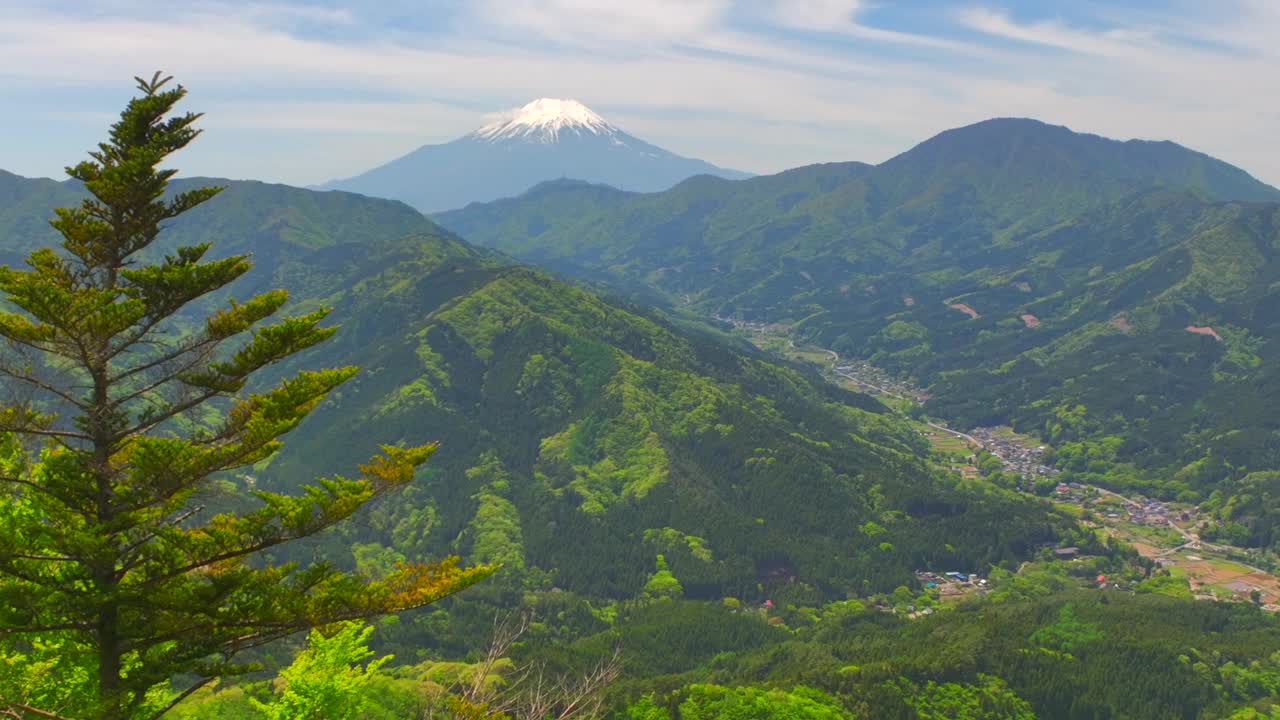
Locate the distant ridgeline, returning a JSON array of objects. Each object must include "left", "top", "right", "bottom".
[
  {"left": 0, "top": 169, "right": 1075, "bottom": 610},
  {"left": 436, "top": 119, "right": 1280, "bottom": 526}
]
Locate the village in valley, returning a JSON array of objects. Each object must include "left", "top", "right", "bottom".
[
  {"left": 730, "top": 323, "right": 1280, "bottom": 612},
  {"left": 830, "top": 360, "right": 929, "bottom": 404}
]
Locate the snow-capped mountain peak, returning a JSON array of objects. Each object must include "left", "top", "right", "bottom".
[
  {"left": 321, "top": 97, "right": 751, "bottom": 211},
  {"left": 473, "top": 98, "right": 617, "bottom": 143}
]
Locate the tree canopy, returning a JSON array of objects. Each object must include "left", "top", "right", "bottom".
[{"left": 0, "top": 73, "right": 491, "bottom": 720}]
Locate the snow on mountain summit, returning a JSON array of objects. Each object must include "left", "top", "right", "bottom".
[
  {"left": 320, "top": 96, "right": 751, "bottom": 211},
  {"left": 473, "top": 98, "right": 618, "bottom": 143}
]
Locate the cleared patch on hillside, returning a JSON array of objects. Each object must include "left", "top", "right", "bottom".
[
  {"left": 1021, "top": 314, "right": 1040, "bottom": 328},
  {"left": 1174, "top": 551, "right": 1280, "bottom": 604},
  {"left": 1186, "top": 325, "right": 1222, "bottom": 342},
  {"left": 948, "top": 302, "right": 980, "bottom": 319}
]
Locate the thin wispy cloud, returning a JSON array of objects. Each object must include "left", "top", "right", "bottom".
[
  {"left": 957, "top": 8, "right": 1158, "bottom": 58},
  {"left": 0, "top": 0, "right": 1276, "bottom": 187}
]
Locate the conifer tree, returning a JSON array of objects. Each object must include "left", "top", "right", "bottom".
[{"left": 0, "top": 73, "right": 492, "bottom": 720}]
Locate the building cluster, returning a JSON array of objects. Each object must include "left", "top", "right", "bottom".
[
  {"left": 714, "top": 315, "right": 792, "bottom": 334},
  {"left": 1052, "top": 482, "right": 1090, "bottom": 502},
  {"left": 914, "top": 569, "right": 988, "bottom": 595},
  {"left": 969, "top": 426, "right": 1059, "bottom": 479},
  {"left": 832, "top": 361, "right": 929, "bottom": 402},
  {"left": 1126, "top": 497, "right": 1182, "bottom": 525},
  {"left": 1075, "top": 491, "right": 1198, "bottom": 526}
]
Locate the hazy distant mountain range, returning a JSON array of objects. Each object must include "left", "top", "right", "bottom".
[{"left": 317, "top": 98, "right": 750, "bottom": 212}]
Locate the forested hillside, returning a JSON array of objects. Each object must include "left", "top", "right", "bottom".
[
  {"left": 0, "top": 169, "right": 1074, "bottom": 621},
  {"left": 0, "top": 170, "right": 437, "bottom": 264},
  {"left": 6, "top": 160, "right": 1280, "bottom": 720},
  {"left": 264, "top": 238, "right": 1082, "bottom": 601},
  {"left": 436, "top": 119, "right": 1280, "bottom": 539}
]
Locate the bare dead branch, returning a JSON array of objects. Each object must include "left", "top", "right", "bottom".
[{"left": 0, "top": 702, "right": 75, "bottom": 720}]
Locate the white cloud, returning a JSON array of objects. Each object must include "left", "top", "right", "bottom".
[
  {"left": 774, "top": 0, "right": 864, "bottom": 30},
  {"left": 0, "top": 1, "right": 1276, "bottom": 188},
  {"left": 958, "top": 8, "right": 1157, "bottom": 59},
  {"left": 769, "top": 0, "right": 975, "bottom": 50},
  {"left": 464, "top": 0, "right": 733, "bottom": 50}
]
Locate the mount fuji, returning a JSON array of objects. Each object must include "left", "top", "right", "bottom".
[{"left": 317, "top": 98, "right": 751, "bottom": 212}]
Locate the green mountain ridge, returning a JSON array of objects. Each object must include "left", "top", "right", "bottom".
[
  {"left": 0, "top": 169, "right": 1072, "bottom": 604},
  {"left": 433, "top": 119, "right": 1280, "bottom": 521},
  {"left": 7, "top": 162, "right": 1280, "bottom": 720},
  {"left": 259, "top": 234, "right": 1073, "bottom": 601},
  {"left": 0, "top": 170, "right": 440, "bottom": 268},
  {"left": 437, "top": 117, "right": 1279, "bottom": 275}
]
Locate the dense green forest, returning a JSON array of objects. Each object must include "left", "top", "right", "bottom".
[
  {"left": 6, "top": 83, "right": 1280, "bottom": 720},
  {"left": 0, "top": 168, "right": 1079, "bottom": 609},
  {"left": 168, "top": 580, "right": 1280, "bottom": 719},
  {"left": 436, "top": 122, "right": 1280, "bottom": 547}
]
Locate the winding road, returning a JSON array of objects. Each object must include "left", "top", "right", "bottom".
[
  {"left": 799, "top": 337, "right": 1275, "bottom": 595},
  {"left": 823, "top": 347, "right": 982, "bottom": 449}
]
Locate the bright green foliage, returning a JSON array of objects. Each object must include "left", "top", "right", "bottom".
[
  {"left": 1212, "top": 650, "right": 1280, "bottom": 702},
  {"left": 0, "top": 625, "right": 97, "bottom": 718},
  {"left": 641, "top": 555, "right": 684, "bottom": 602},
  {"left": 162, "top": 589, "right": 1280, "bottom": 720},
  {"left": 1201, "top": 471, "right": 1280, "bottom": 551},
  {"left": 1029, "top": 603, "right": 1104, "bottom": 652},
  {"left": 351, "top": 543, "right": 407, "bottom": 579},
  {"left": 0, "top": 76, "right": 490, "bottom": 720},
  {"left": 1225, "top": 708, "right": 1280, "bottom": 720},
  {"left": 643, "top": 528, "right": 713, "bottom": 562},
  {"left": 251, "top": 622, "right": 390, "bottom": 720},
  {"left": 547, "top": 590, "right": 1280, "bottom": 720},
  {"left": 1136, "top": 573, "right": 1193, "bottom": 599},
  {"left": 624, "top": 695, "right": 671, "bottom": 720},
  {"left": 461, "top": 454, "right": 525, "bottom": 572},
  {"left": 675, "top": 684, "right": 852, "bottom": 720},
  {"left": 894, "top": 675, "right": 1035, "bottom": 720}
]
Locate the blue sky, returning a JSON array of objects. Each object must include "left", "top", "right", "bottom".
[{"left": 1, "top": 0, "right": 1277, "bottom": 187}]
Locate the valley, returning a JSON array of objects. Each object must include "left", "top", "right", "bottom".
[{"left": 740, "top": 321, "right": 1280, "bottom": 610}]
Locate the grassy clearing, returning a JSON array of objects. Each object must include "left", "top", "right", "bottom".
[
  {"left": 789, "top": 348, "right": 833, "bottom": 365},
  {"left": 925, "top": 431, "right": 973, "bottom": 453},
  {"left": 983, "top": 425, "right": 1042, "bottom": 449},
  {"left": 1056, "top": 503, "right": 1087, "bottom": 518},
  {"left": 1120, "top": 523, "right": 1185, "bottom": 549},
  {"left": 1205, "top": 556, "right": 1251, "bottom": 574}
]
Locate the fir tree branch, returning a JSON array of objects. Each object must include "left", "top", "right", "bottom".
[
  {"left": 0, "top": 424, "right": 91, "bottom": 441},
  {"left": 106, "top": 331, "right": 220, "bottom": 386},
  {"left": 117, "top": 388, "right": 223, "bottom": 439},
  {"left": 0, "top": 474, "right": 85, "bottom": 510},
  {"left": 0, "top": 364, "right": 89, "bottom": 409},
  {"left": 143, "top": 676, "right": 214, "bottom": 720},
  {"left": 0, "top": 702, "right": 75, "bottom": 720},
  {"left": 7, "top": 553, "right": 82, "bottom": 562},
  {"left": 0, "top": 621, "right": 94, "bottom": 634}
]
